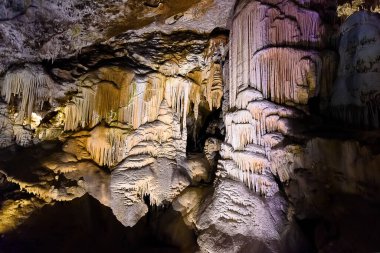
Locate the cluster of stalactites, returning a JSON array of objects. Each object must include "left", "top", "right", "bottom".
[
  {"left": 222, "top": 87, "right": 296, "bottom": 195},
  {"left": 231, "top": 0, "right": 324, "bottom": 51},
  {"left": 118, "top": 73, "right": 165, "bottom": 129},
  {"left": 86, "top": 125, "right": 128, "bottom": 167},
  {"left": 64, "top": 68, "right": 135, "bottom": 131},
  {"left": 85, "top": 99, "right": 184, "bottom": 169},
  {"left": 230, "top": 46, "right": 323, "bottom": 106},
  {"left": 221, "top": 0, "right": 336, "bottom": 196},
  {"left": 229, "top": 0, "right": 332, "bottom": 107},
  {"left": 203, "top": 63, "right": 223, "bottom": 110},
  {"left": 225, "top": 90, "right": 295, "bottom": 151},
  {"left": 65, "top": 81, "right": 120, "bottom": 131},
  {"left": 1, "top": 66, "right": 54, "bottom": 124},
  {"left": 65, "top": 66, "right": 223, "bottom": 131},
  {"left": 219, "top": 159, "right": 277, "bottom": 196}
]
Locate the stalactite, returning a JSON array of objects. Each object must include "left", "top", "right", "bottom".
[
  {"left": 262, "top": 133, "right": 284, "bottom": 159},
  {"left": 231, "top": 151, "right": 269, "bottom": 174},
  {"left": 102, "top": 100, "right": 183, "bottom": 170},
  {"left": 165, "top": 76, "right": 193, "bottom": 128},
  {"left": 1, "top": 66, "right": 54, "bottom": 124},
  {"left": 94, "top": 81, "right": 120, "bottom": 119},
  {"left": 225, "top": 110, "right": 257, "bottom": 150},
  {"left": 86, "top": 125, "right": 128, "bottom": 167},
  {"left": 120, "top": 73, "right": 166, "bottom": 129},
  {"left": 191, "top": 84, "right": 201, "bottom": 120},
  {"left": 229, "top": 0, "right": 326, "bottom": 107},
  {"left": 221, "top": 0, "right": 338, "bottom": 198},
  {"left": 249, "top": 48, "right": 321, "bottom": 104},
  {"left": 203, "top": 63, "right": 223, "bottom": 110},
  {"left": 226, "top": 123, "right": 259, "bottom": 150},
  {"left": 64, "top": 86, "right": 96, "bottom": 131},
  {"left": 235, "top": 88, "right": 264, "bottom": 109},
  {"left": 64, "top": 67, "right": 206, "bottom": 132},
  {"left": 221, "top": 160, "right": 275, "bottom": 196},
  {"left": 6, "top": 175, "right": 85, "bottom": 202},
  {"left": 247, "top": 100, "right": 295, "bottom": 140}
]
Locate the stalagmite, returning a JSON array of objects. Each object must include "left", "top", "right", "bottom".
[
  {"left": 110, "top": 101, "right": 190, "bottom": 227},
  {"left": 222, "top": 72, "right": 302, "bottom": 193}
]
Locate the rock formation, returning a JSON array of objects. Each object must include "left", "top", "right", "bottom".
[
  {"left": 329, "top": 11, "right": 380, "bottom": 127},
  {"left": 0, "top": 0, "right": 380, "bottom": 252}
]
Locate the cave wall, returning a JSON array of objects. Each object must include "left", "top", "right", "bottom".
[{"left": 0, "top": 0, "right": 380, "bottom": 252}]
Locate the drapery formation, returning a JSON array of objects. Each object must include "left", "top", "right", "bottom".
[
  {"left": 64, "top": 65, "right": 223, "bottom": 132},
  {"left": 1, "top": 65, "right": 55, "bottom": 124},
  {"left": 222, "top": 0, "right": 336, "bottom": 195}
]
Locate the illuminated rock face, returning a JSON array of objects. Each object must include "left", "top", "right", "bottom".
[
  {"left": 0, "top": 29, "right": 227, "bottom": 230},
  {"left": 1, "top": 65, "right": 57, "bottom": 124},
  {"left": 222, "top": 0, "right": 336, "bottom": 199},
  {"left": 110, "top": 101, "right": 189, "bottom": 226},
  {"left": 0, "top": 0, "right": 236, "bottom": 73},
  {"left": 229, "top": 0, "right": 336, "bottom": 107},
  {"left": 330, "top": 11, "right": 380, "bottom": 127},
  {"left": 183, "top": 1, "right": 334, "bottom": 251},
  {"left": 1, "top": 1, "right": 380, "bottom": 252},
  {"left": 195, "top": 179, "right": 285, "bottom": 253},
  {"left": 338, "top": 0, "right": 380, "bottom": 18},
  {"left": 200, "top": 5, "right": 380, "bottom": 252}
]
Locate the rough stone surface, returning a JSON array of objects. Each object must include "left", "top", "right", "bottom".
[
  {"left": 329, "top": 11, "right": 380, "bottom": 127},
  {"left": 1, "top": 1, "right": 380, "bottom": 252}
]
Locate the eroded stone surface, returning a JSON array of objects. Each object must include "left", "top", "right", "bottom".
[
  {"left": 1, "top": 0, "right": 380, "bottom": 252},
  {"left": 329, "top": 11, "right": 380, "bottom": 127}
]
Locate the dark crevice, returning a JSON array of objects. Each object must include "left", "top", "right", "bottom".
[{"left": 0, "top": 194, "right": 198, "bottom": 253}]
